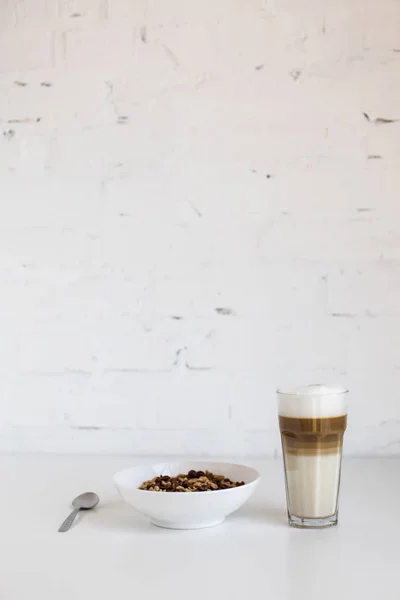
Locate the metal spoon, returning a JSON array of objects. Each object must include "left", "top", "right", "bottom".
[{"left": 58, "top": 492, "right": 99, "bottom": 532}]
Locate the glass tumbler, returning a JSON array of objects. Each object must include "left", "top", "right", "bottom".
[{"left": 278, "top": 384, "right": 349, "bottom": 528}]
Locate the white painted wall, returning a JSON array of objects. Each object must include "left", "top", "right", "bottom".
[{"left": 1, "top": 0, "right": 399, "bottom": 455}]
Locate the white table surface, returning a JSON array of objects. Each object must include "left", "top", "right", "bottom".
[{"left": 2, "top": 454, "right": 399, "bottom": 600}]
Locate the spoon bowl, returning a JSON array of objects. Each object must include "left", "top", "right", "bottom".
[{"left": 73, "top": 492, "right": 100, "bottom": 510}]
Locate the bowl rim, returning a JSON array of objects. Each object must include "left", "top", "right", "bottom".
[{"left": 113, "top": 460, "right": 261, "bottom": 495}]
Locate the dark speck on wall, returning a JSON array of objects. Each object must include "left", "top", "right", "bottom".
[
  {"left": 3, "top": 129, "right": 15, "bottom": 140},
  {"left": 172, "top": 347, "right": 186, "bottom": 367},
  {"left": 363, "top": 112, "right": 397, "bottom": 125},
  {"left": 188, "top": 203, "right": 203, "bottom": 218},
  {"left": 7, "top": 117, "right": 41, "bottom": 124},
  {"left": 289, "top": 69, "right": 301, "bottom": 81},
  {"left": 72, "top": 425, "right": 132, "bottom": 431},
  {"left": 215, "top": 307, "right": 236, "bottom": 316},
  {"left": 375, "top": 117, "right": 397, "bottom": 125}
]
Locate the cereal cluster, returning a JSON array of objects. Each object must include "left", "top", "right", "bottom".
[{"left": 139, "top": 469, "right": 245, "bottom": 492}]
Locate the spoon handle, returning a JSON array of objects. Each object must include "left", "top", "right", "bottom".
[{"left": 58, "top": 508, "right": 81, "bottom": 532}]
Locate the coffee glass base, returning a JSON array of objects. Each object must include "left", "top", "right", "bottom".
[{"left": 288, "top": 513, "right": 338, "bottom": 529}]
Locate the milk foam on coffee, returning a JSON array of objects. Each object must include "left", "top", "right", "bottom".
[
  {"left": 278, "top": 384, "right": 348, "bottom": 418},
  {"left": 278, "top": 384, "right": 348, "bottom": 520}
]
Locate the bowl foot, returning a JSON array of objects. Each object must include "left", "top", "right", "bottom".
[{"left": 150, "top": 518, "right": 225, "bottom": 530}]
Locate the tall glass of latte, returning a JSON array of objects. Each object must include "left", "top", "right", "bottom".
[{"left": 278, "top": 384, "right": 348, "bottom": 529}]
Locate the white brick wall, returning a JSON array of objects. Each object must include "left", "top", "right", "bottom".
[{"left": 1, "top": 0, "right": 400, "bottom": 455}]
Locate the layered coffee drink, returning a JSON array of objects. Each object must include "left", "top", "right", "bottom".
[{"left": 278, "top": 384, "right": 348, "bottom": 528}]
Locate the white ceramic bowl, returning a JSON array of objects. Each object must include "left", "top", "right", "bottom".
[{"left": 114, "top": 461, "right": 260, "bottom": 530}]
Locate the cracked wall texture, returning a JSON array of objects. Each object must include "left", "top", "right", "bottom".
[{"left": 1, "top": 0, "right": 400, "bottom": 455}]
